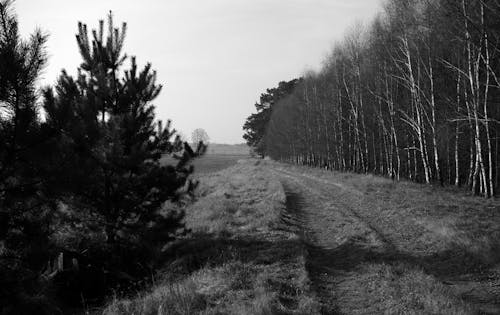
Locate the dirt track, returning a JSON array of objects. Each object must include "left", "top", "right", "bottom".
[{"left": 271, "top": 164, "right": 500, "bottom": 315}]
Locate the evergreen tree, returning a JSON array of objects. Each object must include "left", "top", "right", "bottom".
[
  {"left": 243, "top": 79, "right": 300, "bottom": 157},
  {"left": 43, "top": 11, "right": 205, "bottom": 246},
  {"left": 0, "top": 1, "right": 57, "bottom": 313},
  {"left": 0, "top": 0, "right": 48, "bottom": 211}
]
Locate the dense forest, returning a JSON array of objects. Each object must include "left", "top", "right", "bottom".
[
  {"left": 244, "top": 0, "right": 500, "bottom": 197},
  {"left": 0, "top": 1, "right": 204, "bottom": 313}
]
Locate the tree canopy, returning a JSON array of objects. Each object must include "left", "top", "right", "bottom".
[
  {"left": 242, "top": 79, "right": 300, "bottom": 157},
  {"left": 0, "top": 5, "right": 205, "bottom": 312},
  {"left": 249, "top": 0, "right": 500, "bottom": 197}
]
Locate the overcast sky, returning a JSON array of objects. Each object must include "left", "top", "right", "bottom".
[{"left": 16, "top": 0, "right": 381, "bottom": 144}]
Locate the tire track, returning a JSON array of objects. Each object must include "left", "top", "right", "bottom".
[
  {"left": 271, "top": 165, "right": 500, "bottom": 314},
  {"left": 273, "top": 169, "right": 396, "bottom": 314}
]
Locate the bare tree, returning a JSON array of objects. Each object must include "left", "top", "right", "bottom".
[
  {"left": 254, "top": 0, "right": 500, "bottom": 197},
  {"left": 191, "top": 128, "right": 210, "bottom": 145}
]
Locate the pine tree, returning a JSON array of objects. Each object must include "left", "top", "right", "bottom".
[
  {"left": 43, "top": 11, "right": 205, "bottom": 246},
  {"left": 243, "top": 79, "right": 300, "bottom": 157},
  {"left": 0, "top": 0, "right": 48, "bottom": 208},
  {"left": 0, "top": 1, "right": 58, "bottom": 313},
  {"left": 0, "top": 0, "right": 51, "bottom": 263}
]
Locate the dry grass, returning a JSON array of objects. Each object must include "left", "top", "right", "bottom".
[
  {"left": 104, "top": 157, "right": 500, "bottom": 314},
  {"left": 334, "top": 263, "right": 473, "bottom": 315},
  {"left": 269, "top": 160, "right": 500, "bottom": 314},
  {"left": 186, "top": 160, "right": 285, "bottom": 234},
  {"left": 103, "top": 159, "right": 318, "bottom": 315}
]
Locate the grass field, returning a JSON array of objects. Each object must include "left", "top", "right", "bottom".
[
  {"left": 104, "top": 159, "right": 318, "bottom": 314},
  {"left": 160, "top": 153, "right": 250, "bottom": 175},
  {"left": 102, "top": 156, "right": 500, "bottom": 314},
  {"left": 192, "top": 154, "right": 249, "bottom": 174},
  {"left": 270, "top": 161, "right": 500, "bottom": 314}
]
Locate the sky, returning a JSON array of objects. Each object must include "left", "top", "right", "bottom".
[{"left": 16, "top": 0, "right": 382, "bottom": 144}]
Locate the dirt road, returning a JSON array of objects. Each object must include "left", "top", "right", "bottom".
[{"left": 271, "top": 163, "right": 500, "bottom": 315}]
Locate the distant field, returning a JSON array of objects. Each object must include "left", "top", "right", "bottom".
[
  {"left": 160, "top": 154, "right": 250, "bottom": 174},
  {"left": 205, "top": 143, "right": 250, "bottom": 155},
  {"left": 161, "top": 143, "right": 251, "bottom": 174},
  {"left": 192, "top": 154, "right": 248, "bottom": 173}
]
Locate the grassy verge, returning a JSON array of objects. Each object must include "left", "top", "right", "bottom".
[
  {"left": 270, "top": 161, "right": 500, "bottom": 314},
  {"left": 274, "top": 161, "right": 500, "bottom": 265},
  {"left": 103, "top": 159, "right": 318, "bottom": 315}
]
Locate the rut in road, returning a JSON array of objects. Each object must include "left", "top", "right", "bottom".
[
  {"left": 274, "top": 166, "right": 500, "bottom": 315},
  {"left": 278, "top": 170, "right": 397, "bottom": 314}
]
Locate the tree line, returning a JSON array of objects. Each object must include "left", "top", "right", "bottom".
[
  {"left": 0, "top": 1, "right": 204, "bottom": 313},
  {"left": 244, "top": 0, "right": 500, "bottom": 197}
]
